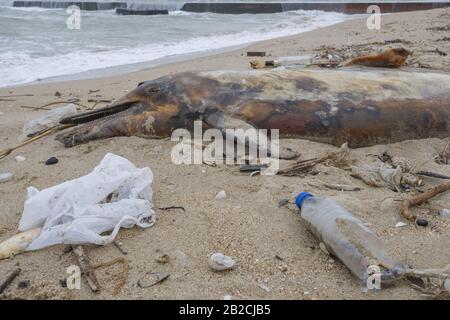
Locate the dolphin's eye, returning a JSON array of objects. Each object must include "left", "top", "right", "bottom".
[{"left": 147, "top": 87, "right": 159, "bottom": 94}]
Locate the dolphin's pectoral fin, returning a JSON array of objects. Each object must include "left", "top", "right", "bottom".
[{"left": 203, "top": 111, "right": 299, "bottom": 160}]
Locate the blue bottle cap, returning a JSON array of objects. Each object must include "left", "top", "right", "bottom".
[{"left": 295, "top": 192, "right": 313, "bottom": 209}]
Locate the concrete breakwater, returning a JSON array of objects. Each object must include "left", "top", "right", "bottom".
[
  {"left": 11, "top": 1, "right": 450, "bottom": 13},
  {"left": 12, "top": 1, "right": 126, "bottom": 10}
]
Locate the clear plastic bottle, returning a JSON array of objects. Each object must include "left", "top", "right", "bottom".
[{"left": 295, "top": 192, "right": 404, "bottom": 285}]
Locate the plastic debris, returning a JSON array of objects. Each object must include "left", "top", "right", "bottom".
[
  {"left": 257, "top": 281, "right": 270, "bottom": 292},
  {"left": 14, "top": 155, "right": 26, "bottom": 162},
  {"left": 0, "top": 172, "right": 13, "bottom": 183},
  {"left": 440, "top": 209, "right": 450, "bottom": 219},
  {"left": 17, "top": 153, "right": 155, "bottom": 251},
  {"left": 20, "top": 104, "right": 78, "bottom": 140},
  {"left": 215, "top": 190, "right": 227, "bottom": 200},
  {"left": 209, "top": 252, "right": 235, "bottom": 271},
  {"left": 296, "top": 192, "right": 404, "bottom": 284}
]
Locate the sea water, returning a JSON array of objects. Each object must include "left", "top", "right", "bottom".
[{"left": 0, "top": 3, "right": 348, "bottom": 87}]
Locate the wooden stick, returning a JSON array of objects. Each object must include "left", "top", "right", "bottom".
[
  {"left": 20, "top": 105, "right": 51, "bottom": 111},
  {"left": 322, "top": 183, "right": 360, "bottom": 192},
  {"left": 400, "top": 181, "right": 450, "bottom": 221},
  {"left": 72, "top": 245, "right": 100, "bottom": 292},
  {"left": 416, "top": 171, "right": 450, "bottom": 180},
  {"left": 0, "top": 94, "right": 34, "bottom": 98},
  {"left": 21, "top": 101, "right": 91, "bottom": 112},
  {"left": 113, "top": 241, "right": 128, "bottom": 255},
  {"left": 0, "top": 267, "right": 21, "bottom": 294}
]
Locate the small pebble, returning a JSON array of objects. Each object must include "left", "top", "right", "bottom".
[
  {"left": 278, "top": 265, "right": 288, "bottom": 272},
  {"left": 18, "top": 280, "right": 30, "bottom": 289},
  {"left": 15, "top": 155, "right": 26, "bottom": 162},
  {"left": 215, "top": 190, "right": 227, "bottom": 200},
  {"left": 319, "top": 242, "right": 330, "bottom": 255},
  {"left": 156, "top": 254, "right": 170, "bottom": 264},
  {"left": 223, "top": 295, "right": 233, "bottom": 300},
  {"left": 60, "top": 279, "right": 67, "bottom": 288},
  {"left": 395, "top": 222, "right": 407, "bottom": 228},
  {"left": 278, "top": 199, "right": 289, "bottom": 208},
  {"left": 440, "top": 209, "right": 450, "bottom": 219},
  {"left": 45, "top": 157, "right": 59, "bottom": 165},
  {"left": 416, "top": 218, "right": 428, "bottom": 227},
  {"left": 0, "top": 172, "right": 13, "bottom": 183}
]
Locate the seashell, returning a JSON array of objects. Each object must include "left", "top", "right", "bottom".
[
  {"left": 209, "top": 252, "right": 235, "bottom": 271},
  {"left": 0, "top": 172, "right": 13, "bottom": 183},
  {"left": 0, "top": 228, "right": 41, "bottom": 260}
]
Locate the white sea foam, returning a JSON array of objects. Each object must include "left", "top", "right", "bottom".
[{"left": 0, "top": 8, "right": 348, "bottom": 87}]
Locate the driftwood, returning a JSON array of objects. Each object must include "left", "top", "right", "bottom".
[
  {"left": 71, "top": 245, "right": 100, "bottom": 292},
  {"left": 278, "top": 145, "right": 350, "bottom": 176},
  {"left": 416, "top": 171, "right": 450, "bottom": 180},
  {"left": 400, "top": 180, "right": 450, "bottom": 221},
  {"left": 0, "top": 94, "right": 33, "bottom": 98},
  {"left": 113, "top": 241, "right": 128, "bottom": 255},
  {"left": 0, "top": 267, "right": 21, "bottom": 294},
  {"left": 322, "top": 183, "right": 360, "bottom": 192}
]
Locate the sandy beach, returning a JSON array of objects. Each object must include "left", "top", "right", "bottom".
[{"left": 1, "top": 8, "right": 450, "bottom": 300}]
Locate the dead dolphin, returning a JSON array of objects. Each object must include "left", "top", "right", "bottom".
[{"left": 57, "top": 68, "right": 450, "bottom": 148}]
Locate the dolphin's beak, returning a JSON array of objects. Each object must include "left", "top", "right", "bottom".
[{"left": 59, "top": 94, "right": 140, "bottom": 125}]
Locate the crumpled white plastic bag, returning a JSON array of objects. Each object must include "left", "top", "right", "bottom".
[
  {"left": 18, "top": 153, "right": 155, "bottom": 251},
  {"left": 20, "top": 104, "right": 78, "bottom": 141}
]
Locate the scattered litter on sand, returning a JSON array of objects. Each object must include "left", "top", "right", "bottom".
[{"left": 0, "top": 153, "right": 155, "bottom": 261}]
